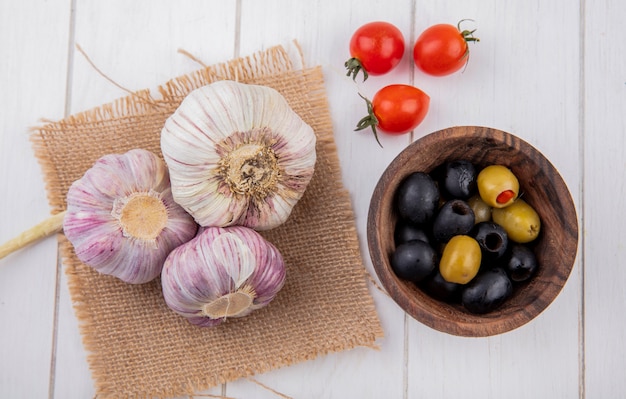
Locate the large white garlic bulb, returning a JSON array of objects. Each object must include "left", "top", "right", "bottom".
[
  {"left": 63, "top": 149, "right": 198, "bottom": 284},
  {"left": 161, "top": 226, "right": 286, "bottom": 327},
  {"left": 160, "top": 80, "right": 317, "bottom": 231}
]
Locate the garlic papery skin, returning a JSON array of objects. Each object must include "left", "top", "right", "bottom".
[
  {"left": 160, "top": 80, "right": 317, "bottom": 231},
  {"left": 63, "top": 149, "right": 198, "bottom": 284},
  {"left": 161, "top": 225, "right": 286, "bottom": 327}
]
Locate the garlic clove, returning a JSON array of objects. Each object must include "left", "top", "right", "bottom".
[
  {"left": 63, "top": 149, "right": 198, "bottom": 284},
  {"left": 161, "top": 225, "right": 286, "bottom": 327},
  {"left": 161, "top": 80, "right": 316, "bottom": 231}
]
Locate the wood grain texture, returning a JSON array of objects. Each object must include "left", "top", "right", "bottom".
[
  {"left": 1, "top": 0, "right": 624, "bottom": 397},
  {"left": 368, "top": 126, "right": 578, "bottom": 336},
  {"left": 0, "top": 1, "right": 71, "bottom": 398},
  {"left": 583, "top": 0, "right": 626, "bottom": 397}
]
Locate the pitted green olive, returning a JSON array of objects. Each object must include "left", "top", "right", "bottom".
[
  {"left": 477, "top": 165, "right": 519, "bottom": 208},
  {"left": 492, "top": 198, "right": 541, "bottom": 243},
  {"left": 468, "top": 194, "right": 492, "bottom": 224},
  {"left": 439, "top": 235, "right": 482, "bottom": 284}
]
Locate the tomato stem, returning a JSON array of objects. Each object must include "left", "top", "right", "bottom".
[
  {"left": 457, "top": 19, "right": 480, "bottom": 43},
  {"left": 457, "top": 19, "right": 480, "bottom": 72},
  {"left": 344, "top": 57, "right": 369, "bottom": 82},
  {"left": 354, "top": 93, "right": 383, "bottom": 148}
]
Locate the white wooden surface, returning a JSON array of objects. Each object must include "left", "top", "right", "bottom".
[{"left": 0, "top": 0, "right": 623, "bottom": 398}]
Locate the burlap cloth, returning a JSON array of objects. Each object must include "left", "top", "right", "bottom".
[{"left": 31, "top": 45, "right": 383, "bottom": 398}]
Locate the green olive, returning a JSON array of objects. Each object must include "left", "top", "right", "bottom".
[
  {"left": 439, "top": 235, "right": 482, "bottom": 284},
  {"left": 477, "top": 165, "right": 519, "bottom": 208},
  {"left": 468, "top": 195, "right": 492, "bottom": 223},
  {"left": 492, "top": 199, "right": 541, "bottom": 243}
]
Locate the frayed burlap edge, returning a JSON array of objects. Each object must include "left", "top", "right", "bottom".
[{"left": 30, "top": 44, "right": 295, "bottom": 213}]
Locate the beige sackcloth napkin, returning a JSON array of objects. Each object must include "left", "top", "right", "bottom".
[{"left": 31, "top": 44, "right": 383, "bottom": 398}]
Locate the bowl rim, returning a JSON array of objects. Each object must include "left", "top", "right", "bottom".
[{"left": 366, "top": 125, "right": 579, "bottom": 337}]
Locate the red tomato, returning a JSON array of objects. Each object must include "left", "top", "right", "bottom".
[
  {"left": 413, "top": 21, "right": 479, "bottom": 77},
  {"left": 345, "top": 21, "right": 405, "bottom": 81},
  {"left": 355, "top": 84, "right": 430, "bottom": 146}
]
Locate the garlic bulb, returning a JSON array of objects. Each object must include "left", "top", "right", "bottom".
[
  {"left": 161, "top": 225, "right": 286, "bottom": 327},
  {"left": 63, "top": 149, "right": 198, "bottom": 284},
  {"left": 160, "top": 80, "right": 316, "bottom": 231}
]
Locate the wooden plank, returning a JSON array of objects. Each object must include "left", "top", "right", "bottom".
[
  {"left": 52, "top": 1, "right": 238, "bottom": 397},
  {"left": 67, "top": 0, "right": 239, "bottom": 114},
  {"left": 9, "top": 0, "right": 626, "bottom": 397},
  {"left": 583, "top": 0, "right": 626, "bottom": 396},
  {"left": 406, "top": 1, "right": 582, "bottom": 398},
  {"left": 0, "top": 1, "right": 71, "bottom": 398},
  {"left": 229, "top": 0, "right": 414, "bottom": 397}
]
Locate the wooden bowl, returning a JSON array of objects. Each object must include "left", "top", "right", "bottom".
[{"left": 367, "top": 126, "right": 578, "bottom": 337}]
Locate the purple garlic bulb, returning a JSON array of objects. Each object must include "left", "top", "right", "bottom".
[
  {"left": 161, "top": 225, "right": 286, "bottom": 327},
  {"left": 63, "top": 149, "right": 198, "bottom": 284}
]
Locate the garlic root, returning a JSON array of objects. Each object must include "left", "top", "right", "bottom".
[
  {"left": 0, "top": 211, "right": 66, "bottom": 260},
  {"left": 201, "top": 285, "right": 256, "bottom": 318}
]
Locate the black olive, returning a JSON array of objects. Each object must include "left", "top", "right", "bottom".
[
  {"left": 390, "top": 240, "right": 438, "bottom": 283},
  {"left": 395, "top": 172, "right": 439, "bottom": 225},
  {"left": 471, "top": 221, "right": 509, "bottom": 262},
  {"left": 442, "top": 160, "right": 477, "bottom": 199},
  {"left": 505, "top": 244, "right": 539, "bottom": 282},
  {"left": 431, "top": 199, "right": 475, "bottom": 243},
  {"left": 421, "top": 270, "right": 462, "bottom": 302},
  {"left": 461, "top": 268, "right": 513, "bottom": 314},
  {"left": 394, "top": 220, "right": 431, "bottom": 246}
]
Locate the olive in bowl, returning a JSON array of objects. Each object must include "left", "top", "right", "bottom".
[{"left": 367, "top": 126, "right": 578, "bottom": 337}]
